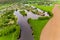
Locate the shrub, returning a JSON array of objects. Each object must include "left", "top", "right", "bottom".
[
  {"left": 31, "top": 9, "right": 38, "bottom": 14},
  {"left": 38, "top": 9, "right": 53, "bottom": 17},
  {"left": 0, "top": 9, "right": 20, "bottom": 40},
  {"left": 48, "top": 11, "right": 53, "bottom": 17},
  {"left": 20, "top": 10, "right": 27, "bottom": 16},
  {"left": 4, "top": 10, "right": 14, "bottom": 15},
  {"left": 0, "top": 24, "right": 20, "bottom": 37},
  {"left": 12, "top": 24, "right": 20, "bottom": 39},
  {"left": 27, "top": 18, "right": 31, "bottom": 23},
  {"left": 0, "top": 33, "right": 2, "bottom": 37},
  {"left": 38, "top": 16, "right": 50, "bottom": 20}
]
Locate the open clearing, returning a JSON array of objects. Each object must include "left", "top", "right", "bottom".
[{"left": 40, "top": 4, "right": 60, "bottom": 40}]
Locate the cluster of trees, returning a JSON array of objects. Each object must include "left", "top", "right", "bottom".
[{"left": 0, "top": 10, "right": 20, "bottom": 39}]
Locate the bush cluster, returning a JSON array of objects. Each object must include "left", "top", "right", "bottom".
[
  {"left": 31, "top": 9, "right": 38, "bottom": 14},
  {"left": 38, "top": 16, "right": 50, "bottom": 20},
  {"left": 48, "top": 11, "right": 53, "bottom": 17},
  {"left": 0, "top": 10, "right": 20, "bottom": 39},
  {"left": 20, "top": 10, "right": 27, "bottom": 16}
]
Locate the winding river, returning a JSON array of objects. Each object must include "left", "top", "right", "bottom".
[
  {"left": 14, "top": 10, "right": 34, "bottom": 40},
  {"left": 14, "top": 9, "right": 49, "bottom": 40}
]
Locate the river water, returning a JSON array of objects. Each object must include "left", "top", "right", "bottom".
[{"left": 14, "top": 10, "right": 34, "bottom": 40}]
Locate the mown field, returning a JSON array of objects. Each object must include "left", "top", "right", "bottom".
[
  {"left": 28, "top": 4, "right": 54, "bottom": 40},
  {"left": 28, "top": 19, "right": 49, "bottom": 40},
  {"left": 31, "top": 4, "right": 54, "bottom": 12}
]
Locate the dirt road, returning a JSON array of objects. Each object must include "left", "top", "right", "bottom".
[{"left": 40, "top": 4, "right": 60, "bottom": 40}]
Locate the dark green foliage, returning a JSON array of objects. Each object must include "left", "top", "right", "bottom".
[
  {"left": 38, "top": 16, "right": 50, "bottom": 20},
  {"left": 28, "top": 18, "right": 31, "bottom": 23},
  {"left": 31, "top": 4, "right": 53, "bottom": 17},
  {"left": 0, "top": 10, "right": 20, "bottom": 40},
  {"left": 20, "top": 10, "right": 27, "bottom": 16},
  {"left": 48, "top": 11, "right": 53, "bottom": 17},
  {"left": 31, "top": 9, "right": 38, "bottom": 14}
]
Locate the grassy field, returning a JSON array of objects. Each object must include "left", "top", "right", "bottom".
[
  {"left": 31, "top": 4, "right": 54, "bottom": 12},
  {"left": 28, "top": 4, "right": 54, "bottom": 40},
  {"left": 28, "top": 19, "right": 49, "bottom": 40}
]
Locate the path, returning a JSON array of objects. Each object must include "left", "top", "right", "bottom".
[
  {"left": 14, "top": 10, "right": 34, "bottom": 40},
  {"left": 40, "top": 4, "right": 60, "bottom": 40}
]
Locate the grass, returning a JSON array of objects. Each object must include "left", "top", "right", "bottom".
[
  {"left": 30, "top": 4, "right": 54, "bottom": 17},
  {"left": 28, "top": 4, "right": 54, "bottom": 40},
  {"left": 31, "top": 4, "right": 54, "bottom": 12},
  {"left": 28, "top": 19, "right": 49, "bottom": 40},
  {"left": 55, "top": 1, "right": 60, "bottom": 4},
  {"left": 0, "top": 24, "right": 20, "bottom": 40},
  {"left": 0, "top": 33, "right": 15, "bottom": 40},
  {"left": 0, "top": 3, "right": 54, "bottom": 40}
]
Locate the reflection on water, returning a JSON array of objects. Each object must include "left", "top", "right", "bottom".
[
  {"left": 14, "top": 10, "right": 34, "bottom": 40},
  {"left": 25, "top": 10, "right": 40, "bottom": 20}
]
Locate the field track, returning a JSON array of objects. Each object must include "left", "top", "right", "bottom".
[{"left": 40, "top": 4, "right": 60, "bottom": 40}]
